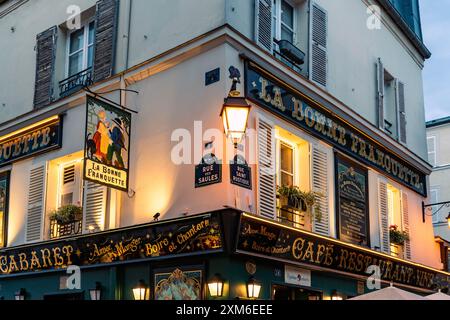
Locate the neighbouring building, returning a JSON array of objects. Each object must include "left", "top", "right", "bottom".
[
  {"left": 426, "top": 117, "right": 450, "bottom": 272},
  {"left": 0, "top": 0, "right": 448, "bottom": 300}
]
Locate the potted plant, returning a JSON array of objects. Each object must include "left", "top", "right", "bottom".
[
  {"left": 277, "top": 185, "right": 323, "bottom": 221},
  {"left": 49, "top": 204, "right": 83, "bottom": 225},
  {"left": 389, "top": 225, "right": 410, "bottom": 246}
]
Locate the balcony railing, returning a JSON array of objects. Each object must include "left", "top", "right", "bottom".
[
  {"left": 59, "top": 68, "right": 93, "bottom": 98},
  {"left": 50, "top": 219, "right": 82, "bottom": 239}
]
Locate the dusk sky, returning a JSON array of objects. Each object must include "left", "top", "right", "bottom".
[{"left": 421, "top": 0, "right": 450, "bottom": 121}]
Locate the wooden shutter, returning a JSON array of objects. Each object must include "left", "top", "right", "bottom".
[
  {"left": 310, "top": 3, "right": 328, "bottom": 87},
  {"left": 378, "top": 179, "right": 390, "bottom": 254},
  {"left": 401, "top": 191, "right": 412, "bottom": 259},
  {"left": 257, "top": 115, "right": 276, "bottom": 220},
  {"left": 92, "top": 0, "right": 119, "bottom": 83},
  {"left": 397, "top": 81, "right": 407, "bottom": 144},
  {"left": 33, "top": 26, "right": 57, "bottom": 109},
  {"left": 83, "top": 181, "right": 107, "bottom": 233},
  {"left": 255, "top": 0, "right": 273, "bottom": 53},
  {"left": 311, "top": 144, "right": 330, "bottom": 237},
  {"left": 376, "top": 58, "right": 385, "bottom": 130},
  {"left": 26, "top": 164, "right": 47, "bottom": 242}
]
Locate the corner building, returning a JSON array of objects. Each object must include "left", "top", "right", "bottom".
[{"left": 0, "top": 0, "right": 448, "bottom": 300}]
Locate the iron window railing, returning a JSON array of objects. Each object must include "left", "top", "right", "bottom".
[
  {"left": 49, "top": 218, "right": 82, "bottom": 239},
  {"left": 59, "top": 67, "right": 93, "bottom": 98}
]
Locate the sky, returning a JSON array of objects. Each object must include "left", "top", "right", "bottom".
[{"left": 421, "top": 0, "right": 450, "bottom": 121}]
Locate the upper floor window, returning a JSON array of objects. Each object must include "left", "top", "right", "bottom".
[
  {"left": 429, "top": 188, "right": 439, "bottom": 224},
  {"left": 273, "top": 0, "right": 295, "bottom": 45},
  {"left": 427, "top": 136, "right": 436, "bottom": 167},
  {"left": 67, "top": 21, "right": 95, "bottom": 77}
]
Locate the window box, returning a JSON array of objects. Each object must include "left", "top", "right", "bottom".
[
  {"left": 275, "top": 39, "right": 305, "bottom": 66},
  {"left": 49, "top": 205, "right": 83, "bottom": 239}
]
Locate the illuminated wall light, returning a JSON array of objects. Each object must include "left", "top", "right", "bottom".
[
  {"left": 133, "top": 280, "right": 150, "bottom": 300},
  {"left": 207, "top": 274, "right": 225, "bottom": 298},
  {"left": 246, "top": 277, "right": 262, "bottom": 299}
]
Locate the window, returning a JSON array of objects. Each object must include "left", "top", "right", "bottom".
[
  {"left": 67, "top": 21, "right": 95, "bottom": 77},
  {"left": 0, "top": 172, "right": 10, "bottom": 248},
  {"left": 273, "top": 0, "right": 295, "bottom": 44},
  {"left": 58, "top": 161, "right": 83, "bottom": 208},
  {"left": 275, "top": 127, "right": 311, "bottom": 230},
  {"left": 383, "top": 70, "right": 398, "bottom": 138},
  {"left": 387, "top": 184, "right": 404, "bottom": 257},
  {"left": 427, "top": 136, "right": 436, "bottom": 167}
]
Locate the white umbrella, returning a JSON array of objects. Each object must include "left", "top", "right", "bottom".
[
  {"left": 426, "top": 290, "right": 450, "bottom": 300},
  {"left": 349, "top": 283, "right": 427, "bottom": 300}
]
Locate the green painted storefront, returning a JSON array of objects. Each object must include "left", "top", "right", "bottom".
[{"left": 0, "top": 209, "right": 448, "bottom": 300}]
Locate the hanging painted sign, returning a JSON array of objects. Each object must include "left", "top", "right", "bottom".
[
  {"left": 230, "top": 155, "right": 252, "bottom": 190},
  {"left": 244, "top": 61, "right": 427, "bottom": 196},
  {"left": 84, "top": 96, "right": 131, "bottom": 192},
  {"left": 236, "top": 214, "right": 450, "bottom": 292},
  {"left": 335, "top": 154, "right": 370, "bottom": 247},
  {"left": 0, "top": 116, "right": 62, "bottom": 168},
  {"left": 0, "top": 213, "right": 223, "bottom": 276},
  {"left": 195, "top": 153, "right": 222, "bottom": 188}
]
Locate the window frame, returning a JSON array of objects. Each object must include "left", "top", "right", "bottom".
[
  {"left": 57, "top": 160, "right": 83, "bottom": 209},
  {"left": 65, "top": 20, "right": 95, "bottom": 78},
  {"left": 0, "top": 171, "right": 10, "bottom": 249},
  {"left": 273, "top": 0, "right": 297, "bottom": 45},
  {"left": 427, "top": 135, "right": 437, "bottom": 167},
  {"left": 429, "top": 187, "right": 440, "bottom": 224}
]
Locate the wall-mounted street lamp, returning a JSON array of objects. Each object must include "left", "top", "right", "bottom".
[
  {"left": 422, "top": 201, "right": 450, "bottom": 228},
  {"left": 207, "top": 274, "right": 225, "bottom": 298},
  {"left": 133, "top": 280, "right": 150, "bottom": 300},
  {"left": 246, "top": 277, "right": 262, "bottom": 299},
  {"left": 89, "top": 282, "right": 102, "bottom": 301},
  {"left": 14, "top": 288, "right": 26, "bottom": 301},
  {"left": 221, "top": 66, "right": 251, "bottom": 148}
]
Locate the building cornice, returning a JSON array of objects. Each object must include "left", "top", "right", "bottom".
[{"left": 377, "top": 0, "right": 431, "bottom": 60}]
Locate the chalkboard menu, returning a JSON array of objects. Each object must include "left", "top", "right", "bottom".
[{"left": 335, "top": 154, "right": 370, "bottom": 247}]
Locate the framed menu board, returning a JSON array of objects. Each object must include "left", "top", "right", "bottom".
[{"left": 335, "top": 154, "right": 370, "bottom": 247}]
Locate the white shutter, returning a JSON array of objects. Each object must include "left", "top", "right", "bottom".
[
  {"left": 311, "top": 144, "right": 330, "bottom": 237},
  {"left": 257, "top": 115, "right": 276, "bottom": 219},
  {"left": 396, "top": 80, "right": 407, "bottom": 144},
  {"left": 26, "top": 163, "right": 47, "bottom": 242},
  {"left": 83, "top": 181, "right": 107, "bottom": 233},
  {"left": 378, "top": 179, "right": 390, "bottom": 254},
  {"left": 310, "top": 3, "right": 328, "bottom": 87},
  {"left": 401, "top": 191, "right": 412, "bottom": 260},
  {"left": 376, "top": 58, "right": 385, "bottom": 130},
  {"left": 255, "top": 0, "right": 273, "bottom": 53}
]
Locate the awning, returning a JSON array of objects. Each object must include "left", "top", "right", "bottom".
[{"left": 349, "top": 284, "right": 426, "bottom": 300}]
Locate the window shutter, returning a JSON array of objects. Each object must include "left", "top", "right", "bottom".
[
  {"left": 83, "top": 181, "right": 107, "bottom": 233},
  {"left": 92, "top": 0, "right": 119, "bottom": 83},
  {"left": 33, "top": 26, "right": 57, "bottom": 109},
  {"left": 378, "top": 179, "right": 390, "bottom": 254},
  {"left": 310, "top": 3, "right": 328, "bottom": 87},
  {"left": 376, "top": 58, "right": 385, "bottom": 130},
  {"left": 256, "top": 115, "right": 276, "bottom": 220},
  {"left": 401, "top": 191, "right": 411, "bottom": 260},
  {"left": 255, "top": 0, "right": 273, "bottom": 53},
  {"left": 397, "top": 81, "right": 407, "bottom": 144},
  {"left": 26, "top": 164, "right": 47, "bottom": 242},
  {"left": 311, "top": 144, "right": 330, "bottom": 237}
]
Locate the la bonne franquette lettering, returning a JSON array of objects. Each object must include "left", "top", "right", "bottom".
[
  {"left": 256, "top": 77, "right": 423, "bottom": 192},
  {"left": 0, "top": 126, "right": 52, "bottom": 162}
]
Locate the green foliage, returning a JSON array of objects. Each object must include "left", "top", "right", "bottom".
[
  {"left": 277, "top": 185, "right": 324, "bottom": 222},
  {"left": 49, "top": 205, "right": 83, "bottom": 224},
  {"left": 389, "top": 225, "right": 410, "bottom": 245}
]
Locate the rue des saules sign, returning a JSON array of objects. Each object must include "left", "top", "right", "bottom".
[{"left": 244, "top": 62, "right": 427, "bottom": 196}]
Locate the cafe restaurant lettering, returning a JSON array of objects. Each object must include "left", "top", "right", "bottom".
[
  {"left": 244, "top": 62, "right": 427, "bottom": 196},
  {"left": 236, "top": 214, "right": 450, "bottom": 291},
  {"left": 0, "top": 214, "right": 222, "bottom": 275}
]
